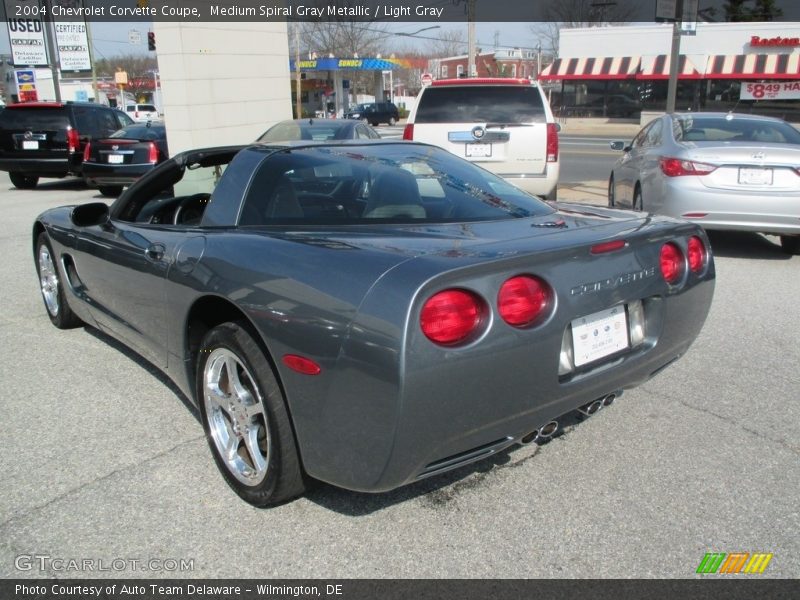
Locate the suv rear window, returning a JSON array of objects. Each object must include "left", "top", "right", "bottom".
[
  {"left": 416, "top": 86, "right": 545, "bottom": 124},
  {"left": 0, "top": 108, "right": 69, "bottom": 130}
]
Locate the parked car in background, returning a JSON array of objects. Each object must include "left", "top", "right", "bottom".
[
  {"left": 404, "top": 78, "right": 560, "bottom": 200},
  {"left": 257, "top": 118, "right": 380, "bottom": 142},
  {"left": 125, "top": 103, "right": 158, "bottom": 123},
  {"left": 82, "top": 121, "right": 168, "bottom": 197},
  {"left": 609, "top": 112, "right": 800, "bottom": 254},
  {"left": 344, "top": 102, "right": 400, "bottom": 126},
  {"left": 34, "top": 140, "right": 714, "bottom": 506},
  {"left": 0, "top": 101, "right": 134, "bottom": 189}
]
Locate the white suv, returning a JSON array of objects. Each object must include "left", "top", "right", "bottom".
[
  {"left": 125, "top": 103, "right": 159, "bottom": 123},
  {"left": 404, "top": 78, "right": 560, "bottom": 199}
]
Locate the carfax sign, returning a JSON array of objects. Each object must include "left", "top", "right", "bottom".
[
  {"left": 52, "top": 0, "right": 91, "bottom": 72},
  {"left": 4, "top": 0, "right": 48, "bottom": 67}
]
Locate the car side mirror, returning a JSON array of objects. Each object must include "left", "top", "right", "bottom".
[
  {"left": 71, "top": 202, "right": 110, "bottom": 228},
  {"left": 609, "top": 140, "right": 626, "bottom": 151}
]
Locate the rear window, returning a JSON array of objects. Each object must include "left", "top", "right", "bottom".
[
  {"left": 239, "top": 144, "right": 554, "bottom": 226},
  {"left": 674, "top": 116, "right": 800, "bottom": 144},
  {"left": 0, "top": 107, "right": 69, "bottom": 130},
  {"left": 416, "top": 86, "right": 546, "bottom": 124},
  {"left": 258, "top": 122, "right": 350, "bottom": 142},
  {"left": 111, "top": 125, "right": 165, "bottom": 140},
  {"left": 137, "top": 105, "right": 157, "bottom": 112}
]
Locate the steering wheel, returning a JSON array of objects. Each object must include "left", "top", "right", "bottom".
[{"left": 173, "top": 193, "right": 210, "bottom": 225}]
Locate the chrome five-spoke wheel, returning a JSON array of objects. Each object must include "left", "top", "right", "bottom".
[
  {"left": 203, "top": 348, "right": 270, "bottom": 486},
  {"left": 39, "top": 244, "right": 60, "bottom": 317}
]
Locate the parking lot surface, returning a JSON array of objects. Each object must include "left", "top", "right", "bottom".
[{"left": 1, "top": 176, "right": 798, "bottom": 578}]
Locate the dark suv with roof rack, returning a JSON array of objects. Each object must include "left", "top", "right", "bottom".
[{"left": 0, "top": 101, "right": 134, "bottom": 189}]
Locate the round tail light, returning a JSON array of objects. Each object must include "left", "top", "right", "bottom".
[
  {"left": 660, "top": 242, "right": 685, "bottom": 284},
  {"left": 420, "top": 289, "right": 485, "bottom": 346},
  {"left": 498, "top": 275, "right": 552, "bottom": 328},
  {"left": 687, "top": 236, "right": 706, "bottom": 273}
]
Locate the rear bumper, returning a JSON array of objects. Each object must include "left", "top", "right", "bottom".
[
  {"left": 496, "top": 163, "right": 560, "bottom": 197},
  {"left": 82, "top": 162, "right": 153, "bottom": 186},
  {"left": 656, "top": 179, "right": 800, "bottom": 235},
  {"left": 0, "top": 157, "right": 75, "bottom": 177}
]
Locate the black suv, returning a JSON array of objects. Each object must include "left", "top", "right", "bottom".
[
  {"left": 0, "top": 102, "right": 134, "bottom": 189},
  {"left": 344, "top": 102, "right": 400, "bottom": 126}
]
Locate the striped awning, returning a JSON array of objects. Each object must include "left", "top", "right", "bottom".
[
  {"left": 638, "top": 55, "right": 704, "bottom": 79},
  {"left": 706, "top": 54, "right": 800, "bottom": 79},
  {"left": 539, "top": 56, "right": 640, "bottom": 80}
]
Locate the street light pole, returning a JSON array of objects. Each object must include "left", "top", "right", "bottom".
[
  {"left": 467, "top": 0, "right": 476, "bottom": 77},
  {"left": 666, "top": 0, "right": 684, "bottom": 114}
]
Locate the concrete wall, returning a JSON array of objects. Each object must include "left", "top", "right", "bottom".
[{"left": 153, "top": 21, "right": 291, "bottom": 153}]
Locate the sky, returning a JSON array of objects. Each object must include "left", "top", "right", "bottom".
[{"left": 1, "top": 21, "right": 545, "bottom": 61}]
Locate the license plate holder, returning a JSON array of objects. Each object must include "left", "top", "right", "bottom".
[
  {"left": 108, "top": 154, "right": 124, "bottom": 164},
  {"left": 465, "top": 143, "right": 491, "bottom": 158},
  {"left": 22, "top": 141, "right": 39, "bottom": 150},
  {"left": 571, "top": 305, "right": 629, "bottom": 367},
  {"left": 738, "top": 167, "right": 773, "bottom": 185}
]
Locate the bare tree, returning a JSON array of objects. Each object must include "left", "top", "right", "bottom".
[
  {"left": 531, "top": 0, "right": 638, "bottom": 57},
  {"left": 426, "top": 30, "right": 467, "bottom": 59},
  {"left": 93, "top": 54, "right": 158, "bottom": 101}
]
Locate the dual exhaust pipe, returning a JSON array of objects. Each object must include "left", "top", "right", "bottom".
[
  {"left": 519, "top": 392, "right": 619, "bottom": 446},
  {"left": 577, "top": 392, "right": 617, "bottom": 417},
  {"left": 519, "top": 420, "right": 559, "bottom": 446}
]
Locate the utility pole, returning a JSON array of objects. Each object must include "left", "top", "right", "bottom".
[
  {"left": 467, "top": 0, "right": 476, "bottom": 78},
  {"left": 85, "top": 20, "right": 99, "bottom": 103},
  {"left": 294, "top": 25, "right": 302, "bottom": 118},
  {"left": 666, "top": 0, "right": 684, "bottom": 113},
  {"left": 41, "top": 0, "right": 61, "bottom": 101}
]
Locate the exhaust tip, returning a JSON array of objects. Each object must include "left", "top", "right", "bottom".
[
  {"left": 578, "top": 399, "right": 603, "bottom": 417},
  {"left": 539, "top": 420, "right": 559, "bottom": 438},
  {"left": 602, "top": 393, "right": 616, "bottom": 407},
  {"left": 519, "top": 431, "right": 539, "bottom": 445}
]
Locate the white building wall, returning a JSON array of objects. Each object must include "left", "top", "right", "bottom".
[
  {"left": 559, "top": 22, "right": 800, "bottom": 58},
  {"left": 153, "top": 21, "right": 291, "bottom": 153}
]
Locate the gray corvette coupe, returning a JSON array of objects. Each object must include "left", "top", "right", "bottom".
[{"left": 34, "top": 141, "right": 715, "bottom": 506}]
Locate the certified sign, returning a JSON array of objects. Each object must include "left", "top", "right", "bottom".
[{"left": 52, "top": 0, "right": 92, "bottom": 72}]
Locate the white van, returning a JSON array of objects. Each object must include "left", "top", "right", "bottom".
[
  {"left": 403, "top": 78, "right": 560, "bottom": 199},
  {"left": 125, "top": 103, "right": 158, "bottom": 123}
]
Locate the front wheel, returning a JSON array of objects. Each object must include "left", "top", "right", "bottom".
[
  {"left": 780, "top": 235, "right": 800, "bottom": 255},
  {"left": 10, "top": 172, "right": 39, "bottom": 189},
  {"left": 36, "top": 233, "right": 82, "bottom": 329},
  {"left": 197, "top": 322, "right": 306, "bottom": 506}
]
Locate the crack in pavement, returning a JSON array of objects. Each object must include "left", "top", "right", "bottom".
[{"left": 0, "top": 435, "right": 205, "bottom": 532}]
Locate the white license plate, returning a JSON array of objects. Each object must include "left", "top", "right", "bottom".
[
  {"left": 738, "top": 167, "right": 773, "bottom": 185},
  {"left": 22, "top": 141, "right": 38, "bottom": 150},
  {"left": 465, "top": 143, "right": 491, "bottom": 158},
  {"left": 108, "top": 154, "right": 124, "bottom": 164},
  {"left": 571, "top": 305, "right": 629, "bottom": 367}
]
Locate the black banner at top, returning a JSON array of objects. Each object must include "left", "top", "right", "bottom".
[{"left": 4, "top": 0, "right": 800, "bottom": 23}]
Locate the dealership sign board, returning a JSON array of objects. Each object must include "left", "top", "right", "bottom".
[
  {"left": 4, "top": 0, "right": 48, "bottom": 67},
  {"left": 741, "top": 81, "right": 800, "bottom": 101},
  {"left": 53, "top": 0, "right": 91, "bottom": 72}
]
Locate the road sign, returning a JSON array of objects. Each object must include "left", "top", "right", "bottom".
[
  {"left": 421, "top": 72, "right": 433, "bottom": 86},
  {"left": 129, "top": 29, "right": 142, "bottom": 45}
]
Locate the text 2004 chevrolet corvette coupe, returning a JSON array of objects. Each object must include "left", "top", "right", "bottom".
[{"left": 34, "top": 141, "right": 715, "bottom": 506}]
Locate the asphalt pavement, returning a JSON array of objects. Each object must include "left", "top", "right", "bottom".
[{"left": 0, "top": 170, "right": 798, "bottom": 579}]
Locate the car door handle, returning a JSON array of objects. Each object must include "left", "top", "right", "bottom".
[{"left": 145, "top": 243, "right": 165, "bottom": 261}]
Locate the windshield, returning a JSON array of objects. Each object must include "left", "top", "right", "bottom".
[{"left": 239, "top": 144, "right": 554, "bottom": 226}]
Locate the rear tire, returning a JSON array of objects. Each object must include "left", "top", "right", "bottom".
[
  {"left": 98, "top": 185, "right": 123, "bottom": 197},
  {"left": 633, "top": 184, "right": 643, "bottom": 211},
  {"left": 35, "top": 233, "right": 82, "bottom": 329},
  {"left": 388, "top": 117, "right": 397, "bottom": 126},
  {"left": 545, "top": 185, "right": 558, "bottom": 202},
  {"left": 10, "top": 172, "right": 38, "bottom": 189},
  {"left": 608, "top": 176, "right": 616, "bottom": 207},
  {"left": 196, "top": 322, "right": 306, "bottom": 507},
  {"left": 780, "top": 235, "right": 800, "bottom": 255}
]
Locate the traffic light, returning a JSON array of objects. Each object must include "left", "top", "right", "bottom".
[{"left": 147, "top": 32, "right": 156, "bottom": 52}]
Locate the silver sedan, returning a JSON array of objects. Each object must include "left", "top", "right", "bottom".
[{"left": 608, "top": 112, "right": 800, "bottom": 254}]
